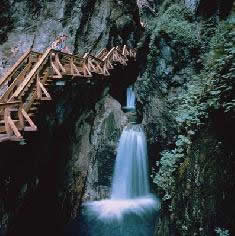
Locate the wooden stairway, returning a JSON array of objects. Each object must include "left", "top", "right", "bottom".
[{"left": 0, "top": 45, "right": 136, "bottom": 142}]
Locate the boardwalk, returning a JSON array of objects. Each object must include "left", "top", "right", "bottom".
[{"left": 0, "top": 45, "right": 136, "bottom": 142}]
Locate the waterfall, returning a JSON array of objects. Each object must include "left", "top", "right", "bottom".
[
  {"left": 111, "top": 124, "right": 149, "bottom": 199},
  {"left": 79, "top": 124, "right": 160, "bottom": 236},
  {"left": 126, "top": 86, "right": 136, "bottom": 109}
]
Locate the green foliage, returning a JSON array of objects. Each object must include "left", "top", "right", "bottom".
[
  {"left": 174, "top": 81, "right": 208, "bottom": 130},
  {"left": 149, "top": 4, "right": 200, "bottom": 50},
  {"left": 203, "top": 20, "right": 235, "bottom": 113},
  {"left": 215, "top": 228, "right": 230, "bottom": 236},
  {"left": 153, "top": 135, "right": 190, "bottom": 200},
  {"left": 153, "top": 18, "right": 234, "bottom": 201}
]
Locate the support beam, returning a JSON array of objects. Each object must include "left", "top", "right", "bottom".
[
  {"left": 37, "top": 80, "right": 51, "bottom": 100},
  {"left": 21, "top": 108, "right": 37, "bottom": 131}
]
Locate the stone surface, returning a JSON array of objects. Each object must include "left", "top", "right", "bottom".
[
  {"left": 184, "top": 0, "right": 200, "bottom": 13},
  {"left": 0, "top": 0, "right": 234, "bottom": 235},
  {"left": 0, "top": 0, "right": 140, "bottom": 76},
  {"left": 134, "top": 1, "right": 235, "bottom": 235},
  {"left": 0, "top": 0, "right": 139, "bottom": 234}
]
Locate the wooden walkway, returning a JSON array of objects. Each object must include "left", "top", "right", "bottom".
[{"left": 0, "top": 45, "right": 136, "bottom": 142}]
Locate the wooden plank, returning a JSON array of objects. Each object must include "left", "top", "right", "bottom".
[
  {"left": 7, "top": 117, "right": 22, "bottom": 138},
  {"left": 0, "top": 133, "right": 23, "bottom": 142},
  {"left": 55, "top": 53, "right": 66, "bottom": 73},
  {"left": 0, "top": 134, "right": 10, "bottom": 142},
  {"left": 18, "top": 103, "right": 24, "bottom": 129},
  {"left": 36, "top": 74, "right": 42, "bottom": 99},
  {"left": 0, "top": 61, "right": 33, "bottom": 102},
  {"left": 102, "top": 47, "right": 115, "bottom": 62},
  {"left": 82, "top": 63, "right": 92, "bottom": 77},
  {"left": 0, "top": 48, "right": 31, "bottom": 87},
  {"left": 9, "top": 47, "right": 52, "bottom": 100},
  {"left": 38, "top": 81, "right": 51, "bottom": 100},
  {"left": 0, "top": 101, "right": 21, "bottom": 109},
  {"left": 4, "top": 107, "right": 12, "bottom": 136},
  {"left": 87, "top": 55, "right": 103, "bottom": 63},
  {"left": 50, "top": 53, "right": 63, "bottom": 78},
  {"left": 96, "top": 48, "right": 108, "bottom": 59},
  {"left": 21, "top": 108, "right": 37, "bottom": 131},
  {"left": 0, "top": 127, "right": 6, "bottom": 133}
]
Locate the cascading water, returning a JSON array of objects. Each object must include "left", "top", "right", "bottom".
[
  {"left": 126, "top": 86, "right": 136, "bottom": 109},
  {"left": 111, "top": 125, "right": 149, "bottom": 199},
  {"left": 77, "top": 124, "right": 160, "bottom": 236}
]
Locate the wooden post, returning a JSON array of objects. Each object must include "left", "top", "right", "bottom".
[
  {"left": 70, "top": 57, "right": 74, "bottom": 75},
  {"left": 36, "top": 73, "right": 42, "bottom": 99},
  {"left": 8, "top": 116, "right": 22, "bottom": 138},
  {"left": 4, "top": 107, "right": 13, "bottom": 136},
  {"left": 55, "top": 53, "right": 66, "bottom": 73},
  {"left": 21, "top": 108, "right": 37, "bottom": 131},
  {"left": 50, "top": 53, "right": 62, "bottom": 78},
  {"left": 38, "top": 81, "right": 51, "bottom": 100},
  {"left": 18, "top": 103, "right": 24, "bottom": 130}
]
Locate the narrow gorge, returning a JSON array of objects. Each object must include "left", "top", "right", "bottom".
[{"left": 0, "top": 0, "right": 234, "bottom": 236}]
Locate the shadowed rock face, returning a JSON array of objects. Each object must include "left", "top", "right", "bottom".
[
  {"left": 1, "top": 0, "right": 234, "bottom": 236},
  {"left": 134, "top": 1, "right": 234, "bottom": 235},
  {"left": 0, "top": 0, "right": 141, "bottom": 76},
  {"left": 0, "top": 80, "right": 129, "bottom": 236},
  {"left": 0, "top": 0, "right": 140, "bottom": 235}
]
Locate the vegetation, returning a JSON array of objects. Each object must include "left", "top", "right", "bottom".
[
  {"left": 148, "top": 4, "right": 200, "bottom": 50},
  {"left": 215, "top": 228, "right": 230, "bottom": 236},
  {"left": 153, "top": 16, "right": 234, "bottom": 200}
]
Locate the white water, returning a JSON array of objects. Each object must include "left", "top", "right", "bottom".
[
  {"left": 82, "top": 124, "right": 160, "bottom": 236},
  {"left": 111, "top": 124, "right": 149, "bottom": 199},
  {"left": 126, "top": 86, "right": 136, "bottom": 108}
]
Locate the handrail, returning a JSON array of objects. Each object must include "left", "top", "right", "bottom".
[
  {"left": 0, "top": 48, "right": 32, "bottom": 88},
  {"left": 0, "top": 101, "right": 21, "bottom": 109},
  {"left": 10, "top": 47, "right": 52, "bottom": 100},
  {"left": 0, "top": 45, "right": 136, "bottom": 142},
  {"left": 102, "top": 47, "right": 116, "bottom": 62},
  {"left": 96, "top": 48, "right": 109, "bottom": 59},
  {"left": 0, "top": 60, "right": 33, "bottom": 102},
  {"left": 86, "top": 54, "right": 103, "bottom": 64}
]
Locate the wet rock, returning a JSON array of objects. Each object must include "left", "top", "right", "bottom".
[{"left": 184, "top": 0, "right": 200, "bottom": 13}]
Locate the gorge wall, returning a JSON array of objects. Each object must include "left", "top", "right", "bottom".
[
  {"left": 135, "top": 0, "right": 234, "bottom": 235},
  {"left": 0, "top": 0, "right": 140, "bottom": 235},
  {"left": 0, "top": 0, "right": 234, "bottom": 236}
]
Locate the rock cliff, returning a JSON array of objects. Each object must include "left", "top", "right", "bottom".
[
  {"left": 0, "top": 0, "right": 234, "bottom": 236},
  {"left": 135, "top": 0, "right": 234, "bottom": 235},
  {"left": 0, "top": 0, "right": 139, "bottom": 235}
]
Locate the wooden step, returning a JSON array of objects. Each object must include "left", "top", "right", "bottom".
[
  {"left": 9, "top": 108, "right": 18, "bottom": 112},
  {"left": 29, "top": 107, "right": 38, "bottom": 111},
  {"left": 33, "top": 102, "right": 40, "bottom": 105},
  {"left": 0, "top": 120, "right": 21, "bottom": 133},
  {"left": 0, "top": 119, "right": 19, "bottom": 124},
  {"left": 0, "top": 134, "right": 23, "bottom": 142},
  {"left": 46, "top": 77, "right": 54, "bottom": 81},
  {"left": 24, "top": 126, "right": 37, "bottom": 131},
  {"left": 41, "top": 97, "right": 51, "bottom": 101},
  {"left": 0, "top": 134, "right": 10, "bottom": 142},
  {"left": 52, "top": 75, "right": 63, "bottom": 79}
]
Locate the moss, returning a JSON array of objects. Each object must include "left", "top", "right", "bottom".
[
  {"left": 178, "top": 157, "right": 190, "bottom": 178},
  {"left": 149, "top": 4, "right": 200, "bottom": 50}
]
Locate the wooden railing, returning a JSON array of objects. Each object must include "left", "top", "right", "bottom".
[
  {"left": 0, "top": 50, "right": 42, "bottom": 102},
  {"left": 0, "top": 49, "right": 32, "bottom": 88},
  {"left": 0, "top": 45, "right": 136, "bottom": 142}
]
